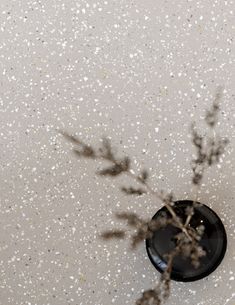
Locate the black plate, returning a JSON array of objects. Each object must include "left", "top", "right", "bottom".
[{"left": 146, "top": 200, "right": 227, "bottom": 282}]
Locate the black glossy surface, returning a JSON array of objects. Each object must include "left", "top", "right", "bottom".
[{"left": 146, "top": 200, "right": 227, "bottom": 282}]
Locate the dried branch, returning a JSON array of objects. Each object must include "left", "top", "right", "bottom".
[
  {"left": 60, "top": 88, "right": 228, "bottom": 305},
  {"left": 101, "top": 212, "right": 175, "bottom": 249},
  {"left": 60, "top": 130, "right": 209, "bottom": 304},
  {"left": 174, "top": 230, "right": 206, "bottom": 268},
  {"left": 60, "top": 131, "right": 185, "bottom": 235},
  {"left": 191, "top": 89, "right": 229, "bottom": 186},
  {"left": 136, "top": 247, "right": 179, "bottom": 305},
  {"left": 205, "top": 86, "right": 222, "bottom": 128}
]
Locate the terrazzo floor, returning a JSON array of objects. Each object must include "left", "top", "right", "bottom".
[{"left": 0, "top": 0, "right": 234, "bottom": 304}]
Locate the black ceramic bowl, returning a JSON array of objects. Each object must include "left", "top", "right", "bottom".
[{"left": 146, "top": 200, "right": 227, "bottom": 282}]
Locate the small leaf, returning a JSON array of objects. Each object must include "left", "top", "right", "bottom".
[
  {"left": 100, "top": 137, "right": 114, "bottom": 160},
  {"left": 59, "top": 130, "right": 82, "bottom": 145},
  {"left": 192, "top": 173, "right": 203, "bottom": 185},
  {"left": 73, "top": 149, "right": 82, "bottom": 157},
  {"left": 100, "top": 230, "right": 125, "bottom": 239},
  {"left": 97, "top": 164, "right": 123, "bottom": 176},
  {"left": 137, "top": 169, "right": 149, "bottom": 183},
  {"left": 73, "top": 146, "right": 95, "bottom": 158},
  {"left": 82, "top": 145, "right": 95, "bottom": 157},
  {"left": 120, "top": 156, "right": 130, "bottom": 171},
  {"left": 115, "top": 212, "right": 144, "bottom": 227},
  {"left": 121, "top": 186, "right": 146, "bottom": 196}
]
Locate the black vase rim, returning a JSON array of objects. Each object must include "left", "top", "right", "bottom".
[{"left": 145, "top": 200, "right": 227, "bottom": 282}]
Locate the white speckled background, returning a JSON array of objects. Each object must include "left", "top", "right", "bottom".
[{"left": 0, "top": 0, "right": 234, "bottom": 304}]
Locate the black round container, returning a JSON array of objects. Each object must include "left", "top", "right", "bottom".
[{"left": 146, "top": 200, "right": 227, "bottom": 282}]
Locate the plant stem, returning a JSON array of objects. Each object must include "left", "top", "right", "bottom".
[{"left": 126, "top": 171, "right": 193, "bottom": 240}]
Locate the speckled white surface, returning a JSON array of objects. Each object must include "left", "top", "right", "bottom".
[{"left": 0, "top": 0, "right": 234, "bottom": 304}]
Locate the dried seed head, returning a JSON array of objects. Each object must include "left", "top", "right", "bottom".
[
  {"left": 196, "top": 224, "right": 205, "bottom": 236},
  {"left": 185, "top": 206, "right": 194, "bottom": 217},
  {"left": 205, "top": 86, "right": 223, "bottom": 127},
  {"left": 136, "top": 289, "right": 161, "bottom": 305}
]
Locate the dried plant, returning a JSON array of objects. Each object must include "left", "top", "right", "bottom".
[
  {"left": 191, "top": 87, "right": 228, "bottom": 186},
  {"left": 59, "top": 89, "right": 228, "bottom": 305}
]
